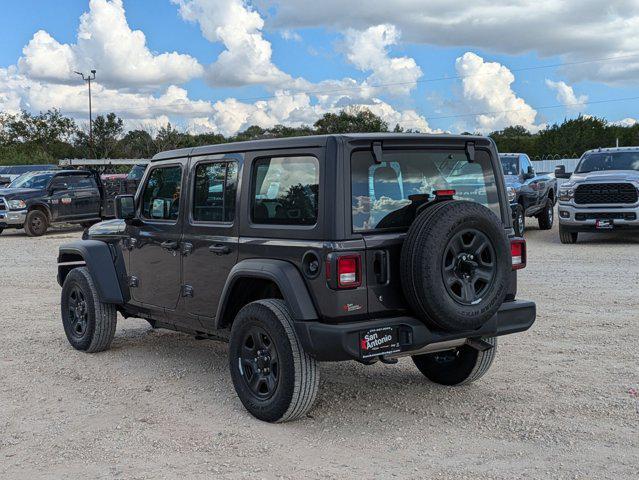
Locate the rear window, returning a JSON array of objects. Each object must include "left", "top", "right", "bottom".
[
  {"left": 351, "top": 149, "right": 500, "bottom": 232},
  {"left": 251, "top": 156, "right": 319, "bottom": 225}
]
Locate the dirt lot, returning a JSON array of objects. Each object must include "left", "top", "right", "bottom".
[{"left": 0, "top": 219, "right": 637, "bottom": 479}]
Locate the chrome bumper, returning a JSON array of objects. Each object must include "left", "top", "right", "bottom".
[
  {"left": 558, "top": 203, "right": 639, "bottom": 228},
  {"left": 0, "top": 209, "right": 27, "bottom": 226}
]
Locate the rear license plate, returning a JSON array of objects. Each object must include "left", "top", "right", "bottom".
[
  {"left": 359, "top": 326, "right": 401, "bottom": 359},
  {"left": 596, "top": 219, "right": 613, "bottom": 230}
]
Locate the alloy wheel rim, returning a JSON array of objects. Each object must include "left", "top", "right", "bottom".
[
  {"left": 442, "top": 229, "right": 497, "bottom": 305},
  {"left": 238, "top": 326, "right": 279, "bottom": 400},
  {"left": 68, "top": 287, "right": 88, "bottom": 338}
]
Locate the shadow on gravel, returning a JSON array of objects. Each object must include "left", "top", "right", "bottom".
[{"left": 1, "top": 226, "right": 83, "bottom": 238}]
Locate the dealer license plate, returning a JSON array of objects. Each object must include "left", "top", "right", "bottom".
[
  {"left": 359, "top": 326, "right": 401, "bottom": 359},
  {"left": 595, "top": 219, "right": 613, "bottom": 230}
]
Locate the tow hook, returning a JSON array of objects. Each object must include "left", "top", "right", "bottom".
[{"left": 466, "top": 338, "right": 494, "bottom": 352}]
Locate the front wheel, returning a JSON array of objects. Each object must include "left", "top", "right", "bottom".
[
  {"left": 24, "top": 210, "right": 49, "bottom": 237},
  {"left": 513, "top": 205, "right": 525, "bottom": 236},
  {"left": 229, "top": 299, "right": 319, "bottom": 423},
  {"left": 537, "top": 198, "right": 554, "bottom": 230},
  {"left": 61, "top": 267, "right": 117, "bottom": 352},
  {"left": 412, "top": 337, "right": 497, "bottom": 385},
  {"left": 559, "top": 224, "right": 578, "bottom": 244}
]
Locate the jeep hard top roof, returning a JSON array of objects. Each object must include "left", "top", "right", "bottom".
[{"left": 151, "top": 133, "right": 494, "bottom": 162}]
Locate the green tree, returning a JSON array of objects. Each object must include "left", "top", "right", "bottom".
[{"left": 314, "top": 107, "right": 389, "bottom": 134}]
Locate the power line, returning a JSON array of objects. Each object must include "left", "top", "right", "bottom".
[{"left": 82, "top": 52, "right": 639, "bottom": 116}]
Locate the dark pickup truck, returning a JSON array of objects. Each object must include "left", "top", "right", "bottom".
[
  {"left": 0, "top": 170, "right": 109, "bottom": 236},
  {"left": 499, "top": 153, "right": 557, "bottom": 236}
]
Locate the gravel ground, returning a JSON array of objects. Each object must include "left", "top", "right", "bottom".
[{"left": 1, "top": 219, "right": 637, "bottom": 479}]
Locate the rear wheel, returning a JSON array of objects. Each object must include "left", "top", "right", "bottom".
[
  {"left": 24, "top": 210, "right": 48, "bottom": 237},
  {"left": 229, "top": 299, "right": 319, "bottom": 423},
  {"left": 513, "top": 204, "right": 525, "bottom": 236},
  {"left": 559, "top": 224, "right": 578, "bottom": 244},
  {"left": 412, "top": 337, "right": 497, "bottom": 385},
  {"left": 537, "top": 198, "right": 554, "bottom": 230}
]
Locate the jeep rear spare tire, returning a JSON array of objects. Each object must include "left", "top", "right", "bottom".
[{"left": 400, "top": 200, "right": 510, "bottom": 332}]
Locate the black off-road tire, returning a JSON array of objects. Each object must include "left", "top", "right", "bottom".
[
  {"left": 0, "top": 228, "right": 4, "bottom": 235},
  {"left": 412, "top": 337, "right": 497, "bottom": 385},
  {"left": 61, "top": 267, "right": 117, "bottom": 353},
  {"left": 229, "top": 299, "right": 319, "bottom": 423},
  {"left": 24, "top": 209, "right": 49, "bottom": 237},
  {"left": 400, "top": 200, "right": 511, "bottom": 332},
  {"left": 537, "top": 198, "right": 554, "bottom": 230},
  {"left": 513, "top": 204, "right": 525, "bottom": 236},
  {"left": 559, "top": 224, "right": 578, "bottom": 244}
]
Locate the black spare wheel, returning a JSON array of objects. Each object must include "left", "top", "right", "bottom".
[{"left": 400, "top": 200, "right": 510, "bottom": 332}]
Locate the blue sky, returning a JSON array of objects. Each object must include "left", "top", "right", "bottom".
[{"left": 0, "top": 0, "right": 637, "bottom": 135}]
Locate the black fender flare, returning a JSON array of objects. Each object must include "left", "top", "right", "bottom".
[
  {"left": 57, "top": 240, "right": 126, "bottom": 304},
  {"left": 27, "top": 201, "right": 53, "bottom": 220},
  {"left": 215, "top": 259, "right": 318, "bottom": 329}
]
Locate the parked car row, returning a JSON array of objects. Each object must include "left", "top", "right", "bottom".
[
  {"left": 0, "top": 164, "right": 146, "bottom": 236},
  {"left": 499, "top": 146, "right": 639, "bottom": 244}
]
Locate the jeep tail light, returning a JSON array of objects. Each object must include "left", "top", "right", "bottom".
[
  {"left": 510, "top": 238, "right": 526, "bottom": 270},
  {"left": 337, "top": 255, "right": 361, "bottom": 288}
]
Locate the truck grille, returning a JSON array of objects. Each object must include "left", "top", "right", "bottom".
[{"left": 574, "top": 183, "right": 638, "bottom": 205}]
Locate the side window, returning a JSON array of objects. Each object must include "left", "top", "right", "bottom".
[
  {"left": 50, "top": 176, "right": 70, "bottom": 191},
  {"left": 521, "top": 155, "right": 533, "bottom": 174},
  {"left": 192, "top": 161, "right": 238, "bottom": 223},
  {"left": 66, "top": 175, "right": 96, "bottom": 189},
  {"left": 251, "top": 156, "right": 319, "bottom": 226},
  {"left": 141, "top": 165, "right": 183, "bottom": 221}
]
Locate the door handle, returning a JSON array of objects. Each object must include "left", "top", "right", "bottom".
[
  {"left": 161, "top": 240, "right": 179, "bottom": 251},
  {"left": 209, "top": 244, "right": 231, "bottom": 255}
]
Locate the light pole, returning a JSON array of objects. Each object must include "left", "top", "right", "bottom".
[{"left": 75, "top": 70, "right": 96, "bottom": 154}]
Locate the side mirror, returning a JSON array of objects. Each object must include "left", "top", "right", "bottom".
[
  {"left": 523, "top": 166, "right": 535, "bottom": 180},
  {"left": 554, "top": 165, "right": 571, "bottom": 179},
  {"left": 115, "top": 195, "right": 136, "bottom": 220}
]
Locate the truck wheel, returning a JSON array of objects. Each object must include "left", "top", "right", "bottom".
[
  {"left": 559, "top": 224, "right": 578, "bottom": 244},
  {"left": 412, "top": 337, "right": 497, "bottom": 385},
  {"left": 61, "top": 267, "right": 117, "bottom": 353},
  {"left": 24, "top": 210, "right": 48, "bottom": 237},
  {"left": 401, "top": 201, "right": 511, "bottom": 332},
  {"left": 0, "top": 228, "right": 4, "bottom": 235},
  {"left": 537, "top": 199, "right": 554, "bottom": 230},
  {"left": 229, "top": 299, "right": 319, "bottom": 423},
  {"left": 513, "top": 205, "right": 525, "bottom": 236}
]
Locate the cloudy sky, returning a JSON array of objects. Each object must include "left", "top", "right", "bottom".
[{"left": 0, "top": 0, "right": 637, "bottom": 136}]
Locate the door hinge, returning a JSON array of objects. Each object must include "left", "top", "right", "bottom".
[
  {"left": 128, "top": 276, "right": 139, "bottom": 288},
  {"left": 181, "top": 285, "right": 194, "bottom": 298}
]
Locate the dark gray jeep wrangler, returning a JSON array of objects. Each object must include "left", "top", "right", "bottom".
[{"left": 57, "top": 134, "right": 535, "bottom": 422}]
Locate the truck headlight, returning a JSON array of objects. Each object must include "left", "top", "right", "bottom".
[
  {"left": 8, "top": 199, "right": 27, "bottom": 210},
  {"left": 506, "top": 187, "right": 516, "bottom": 203},
  {"left": 558, "top": 182, "right": 575, "bottom": 202}
]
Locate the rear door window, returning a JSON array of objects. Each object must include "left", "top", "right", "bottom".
[
  {"left": 251, "top": 156, "right": 319, "bottom": 225},
  {"left": 351, "top": 149, "right": 500, "bottom": 232},
  {"left": 192, "top": 161, "right": 238, "bottom": 223}
]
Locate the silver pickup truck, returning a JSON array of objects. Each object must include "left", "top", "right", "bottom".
[{"left": 555, "top": 147, "right": 639, "bottom": 243}]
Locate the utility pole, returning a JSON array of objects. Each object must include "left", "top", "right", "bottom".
[{"left": 75, "top": 70, "right": 96, "bottom": 153}]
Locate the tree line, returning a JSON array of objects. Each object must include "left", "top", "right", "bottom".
[{"left": 1, "top": 108, "right": 637, "bottom": 165}]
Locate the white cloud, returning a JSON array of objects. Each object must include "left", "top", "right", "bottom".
[
  {"left": 18, "top": 0, "right": 203, "bottom": 89},
  {"left": 545, "top": 79, "right": 588, "bottom": 111},
  {"left": 267, "top": 0, "right": 639, "bottom": 84},
  {"left": 281, "top": 30, "right": 302, "bottom": 42},
  {"left": 611, "top": 117, "right": 638, "bottom": 127},
  {"left": 173, "top": 0, "right": 299, "bottom": 87},
  {"left": 455, "top": 52, "right": 541, "bottom": 133},
  {"left": 343, "top": 24, "right": 422, "bottom": 97}
]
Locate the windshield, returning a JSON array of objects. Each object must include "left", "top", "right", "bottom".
[
  {"left": 500, "top": 156, "right": 520, "bottom": 175},
  {"left": 351, "top": 149, "right": 500, "bottom": 232},
  {"left": 575, "top": 152, "right": 639, "bottom": 173},
  {"left": 127, "top": 165, "right": 147, "bottom": 181},
  {"left": 9, "top": 172, "right": 55, "bottom": 189}
]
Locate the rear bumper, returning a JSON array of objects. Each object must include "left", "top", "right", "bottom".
[{"left": 294, "top": 300, "right": 536, "bottom": 362}]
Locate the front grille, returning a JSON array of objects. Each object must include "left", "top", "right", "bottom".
[
  {"left": 575, "top": 212, "right": 637, "bottom": 221},
  {"left": 574, "top": 183, "right": 638, "bottom": 205},
  {"left": 0, "top": 198, "right": 6, "bottom": 211}
]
